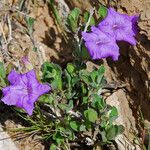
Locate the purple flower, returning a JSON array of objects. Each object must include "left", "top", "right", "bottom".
[
  {"left": 98, "top": 8, "right": 138, "bottom": 45},
  {"left": 1, "top": 70, "right": 51, "bottom": 115},
  {"left": 82, "top": 26, "right": 119, "bottom": 60}
]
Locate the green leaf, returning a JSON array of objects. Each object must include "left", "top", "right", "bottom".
[
  {"left": 0, "top": 62, "right": 6, "bottom": 79},
  {"left": 100, "top": 119, "right": 107, "bottom": 129},
  {"left": 0, "top": 76, "right": 6, "bottom": 88},
  {"left": 97, "top": 65, "right": 105, "bottom": 85},
  {"left": 101, "top": 131, "right": 107, "bottom": 143},
  {"left": 84, "top": 121, "right": 92, "bottom": 129},
  {"left": 98, "top": 65, "right": 105, "bottom": 74},
  {"left": 106, "top": 125, "right": 124, "bottom": 141},
  {"left": 69, "top": 8, "right": 80, "bottom": 21},
  {"left": 109, "top": 107, "right": 118, "bottom": 118},
  {"left": 92, "top": 94, "right": 106, "bottom": 110},
  {"left": 39, "top": 94, "right": 53, "bottom": 104},
  {"left": 72, "top": 76, "right": 79, "bottom": 85},
  {"left": 98, "top": 6, "right": 107, "bottom": 19},
  {"left": 58, "top": 103, "right": 67, "bottom": 110},
  {"left": 79, "top": 124, "right": 86, "bottom": 131},
  {"left": 0, "top": 64, "right": 6, "bottom": 88},
  {"left": 109, "top": 106, "right": 118, "bottom": 124},
  {"left": 67, "top": 7, "right": 81, "bottom": 32},
  {"left": 81, "top": 46, "right": 90, "bottom": 60},
  {"left": 83, "top": 11, "right": 95, "bottom": 25},
  {"left": 66, "top": 129, "right": 75, "bottom": 140},
  {"left": 82, "top": 96, "right": 88, "bottom": 104},
  {"left": 49, "top": 0, "right": 61, "bottom": 25},
  {"left": 81, "top": 83, "right": 87, "bottom": 94},
  {"left": 26, "top": 17, "right": 35, "bottom": 35},
  {"left": 66, "top": 63, "right": 75, "bottom": 74},
  {"left": 52, "top": 133, "right": 64, "bottom": 145},
  {"left": 58, "top": 100, "right": 73, "bottom": 112},
  {"left": 91, "top": 70, "right": 98, "bottom": 82},
  {"left": 49, "top": 144, "right": 57, "bottom": 150},
  {"left": 42, "top": 62, "right": 62, "bottom": 90},
  {"left": 84, "top": 108, "right": 98, "bottom": 123},
  {"left": 67, "top": 100, "right": 74, "bottom": 111},
  {"left": 79, "top": 70, "right": 91, "bottom": 85},
  {"left": 64, "top": 69, "right": 72, "bottom": 97},
  {"left": 58, "top": 127, "right": 65, "bottom": 133},
  {"left": 70, "top": 121, "right": 79, "bottom": 131}
]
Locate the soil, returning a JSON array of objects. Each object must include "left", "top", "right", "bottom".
[{"left": 0, "top": 0, "right": 149, "bottom": 150}]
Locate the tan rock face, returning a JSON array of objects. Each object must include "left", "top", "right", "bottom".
[
  {"left": 104, "top": 0, "right": 150, "bottom": 121},
  {"left": 73, "top": 0, "right": 150, "bottom": 129},
  {"left": 139, "top": 10, "right": 150, "bottom": 40},
  {"left": 106, "top": 90, "right": 141, "bottom": 150},
  {"left": 0, "top": 124, "right": 18, "bottom": 150}
]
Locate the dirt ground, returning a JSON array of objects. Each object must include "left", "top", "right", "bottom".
[{"left": 0, "top": 0, "right": 150, "bottom": 150}]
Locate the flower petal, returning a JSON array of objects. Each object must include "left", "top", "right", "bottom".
[
  {"left": 26, "top": 69, "right": 36, "bottom": 79},
  {"left": 36, "top": 84, "right": 51, "bottom": 95},
  {"left": 82, "top": 32, "right": 98, "bottom": 42},
  {"left": 98, "top": 7, "right": 138, "bottom": 46},
  {"left": 24, "top": 103, "right": 34, "bottom": 116},
  {"left": 100, "top": 43, "right": 120, "bottom": 61},
  {"left": 1, "top": 92, "right": 20, "bottom": 106},
  {"left": 2, "top": 86, "right": 11, "bottom": 95},
  {"left": 16, "top": 94, "right": 34, "bottom": 116},
  {"left": 2, "top": 69, "right": 50, "bottom": 116},
  {"left": 98, "top": 24, "right": 114, "bottom": 36},
  {"left": 130, "top": 15, "right": 139, "bottom": 35},
  {"left": 122, "top": 35, "right": 137, "bottom": 46},
  {"left": 21, "top": 96, "right": 34, "bottom": 116},
  {"left": 8, "top": 70, "right": 20, "bottom": 85},
  {"left": 91, "top": 26, "right": 114, "bottom": 41},
  {"left": 115, "top": 30, "right": 136, "bottom": 45},
  {"left": 30, "top": 84, "right": 51, "bottom": 103},
  {"left": 27, "top": 70, "right": 43, "bottom": 88},
  {"left": 84, "top": 41, "right": 101, "bottom": 59}
]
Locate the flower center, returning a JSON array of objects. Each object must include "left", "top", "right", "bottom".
[
  {"left": 96, "top": 40, "right": 103, "bottom": 45},
  {"left": 96, "top": 39, "right": 109, "bottom": 45},
  {"left": 112, "top": 24, "right": 120, "bottom": 30},
  {"left": 27, "top": 88, "right": 32, "bottom": 94},
  {"left": 22, "top": 85, "right": 32, "bottom": 95}
]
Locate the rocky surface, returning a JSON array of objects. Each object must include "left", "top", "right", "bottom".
[
  {"left": 106, "top": 90, "right": 141, "bottom": 150},
  {"left": 82, "top": 0, "right": 150, "bottom": 148},
  {"left": 0, "top": 0, "right": 150, "bottom": 149},
  {"left": 139, "top": 10, "right": 150, "bottom": 40},
  {"left": 0, "top": 125, "right": 18, "bottom": 150},
  {"left": 104, "top": 0, "right": 150, "bottom": 121}
]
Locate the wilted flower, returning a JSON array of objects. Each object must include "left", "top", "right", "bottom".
[
  {"left": 98, "top": 8, "right": 138, "bottom": 45},
  {"left": 82, "top": 26, "right": 119, "bottom": 60},
  {"left": 21, "top": 56, "right": 33, "bottom": 70},
  {"left": 1, "top": 70, "right": 50, "bottom": 115}
]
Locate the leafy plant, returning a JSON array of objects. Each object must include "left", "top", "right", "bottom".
[
  {"left": 0, "top": 62, "right": 7, "bottom": 88},
  {"left": 98, "top": 6, "right": 108, "bottom": 19},
  {"left": 12, "top": 62, "right": 124, "bottom": 149},
  {"left": 26, "top": 16, "right": 35, "bottom": 35},
  {"left": 67, "top": 7, "right": 81, "bottom": 32},
  {"left": 83, "top": 11, "right": 96, "bottom": 26},
  {"left": 2, "top": 3, "right": 125, "bottom": 150},
  {"left": 49, "top": 0, "right": 62, "bottom": 25}
]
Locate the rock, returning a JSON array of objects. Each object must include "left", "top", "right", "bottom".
[
  {"left": 139, "top": 10, "right": 150, "bottom": 40},
  {"left": 102, "top": 0, "right": 150, "bottom": 132},
  {"left": 106, "top": 89, "right": 141, "bottom": 150},
  {"left": 115, "top": 135, "right": 141, "bottom": 150},
  {"left": 0, "top": 125, "right": 18, "bottom": 150}
]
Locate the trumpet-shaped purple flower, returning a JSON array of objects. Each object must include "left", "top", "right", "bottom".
[
  {"left": 98, "top": 8, "right": 138, "bottom": 45},
  {"left": 1, "top": 70, "right": 51, "bottom": 115},
  {"left": 82, "top": 26, "right": 119, "bottom": 60}
]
